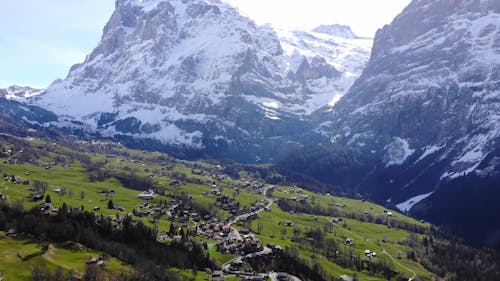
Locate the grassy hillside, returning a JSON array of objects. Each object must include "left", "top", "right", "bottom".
[
  {"left": 0, "top": 134, "right": 498, "bottom": 281},
  {"left": 0, "top": 232, "right": 130, "bottom": 280}
]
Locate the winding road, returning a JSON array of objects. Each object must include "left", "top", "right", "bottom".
[{"left": 222, "top": 188, "right": 302, "bottom": 281}]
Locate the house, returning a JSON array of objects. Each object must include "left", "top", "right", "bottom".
[
  {"left": 229, "top": 260, "right": 243, "bottom": 271},
  {"left": 191, "top": 213, "right": 201, "bottom": 222},
  {"left": 86, "top": 257, "right": 100, "bottom": 264},
  {"left": 114, "top": 206, "right": 125, "bottom": 212},
  {"left": 241, "top": 276, "right": 265, "bottom": 281},
  {"left": 0, "top": 193, "right": 4, "bottom": 200},
  {"left": 7, "top": 228, "right": 17, "bottom": 237},
  {"left": 239, "top": 228, "right": 251, "bottom": 235},
  {"left": 86, "top": 256, "right": 105, "bottom": 266},
  {"left": 158, "top": 232, "right": 169, "bottom": 242},
  {"left": 39, "top": 203, "right": 52, "bottom": 212},
  {"left": 344, "top": 238, "right": 353, "bottom": 246},
  {"left": 93, "top": 206, "right": 101, "bottom": 211},
  {"left": 53, "top": 188, "right": 64, "bottom": 195},
  {"left": 212, "top": 270, "right": 224, "bottom": 281},
  {"left": 133, "top": 209, "right": 149, "bottom": 217},
  {"left": 31, "top": 194, "right": 44, "bottom": 202},
  {"left": 138, "top": 190, "right": 155, "bottom": 200},
  {"left": 100, "top": 189, "right": 115, "bottom": 195}
]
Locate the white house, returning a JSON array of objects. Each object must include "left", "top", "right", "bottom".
[{"left": 138, "top": 190, "right": 156, "bottom": 200}]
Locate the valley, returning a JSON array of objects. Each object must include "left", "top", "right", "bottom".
[
  {"left": 0, "top": 0, "right": 499, "bottom": 279},
  {"left": 0, "top": 133, "right": 497, "bottom": 280}
]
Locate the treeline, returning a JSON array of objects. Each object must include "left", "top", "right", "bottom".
[
  {"left": 292, "top": 228, "right": 398, "bottom": 280},
  {"left": 277, "top": 198, "right": 429, "bottom": 234},
  {"left": 276, "top": 142, "right": 374, "bottom": 192},
  {"left": 84, "top": 161, "right": 153, "bottom": 191},
  {"left": 0, "top": 201, "right": 212, "bottom": 280},
  {"left": 405, "top": 234, "right": 500, "bottom": 281}
]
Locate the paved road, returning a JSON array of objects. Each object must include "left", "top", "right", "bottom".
[{"left": 269, "top": 272, "right": 302, "bottom": 281}]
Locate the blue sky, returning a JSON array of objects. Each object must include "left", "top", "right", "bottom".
[
  {"left": 0, "top": 0, "right": 410, "bottom": 88},
  {"left": 0, "top": 0, "right": 115, "bottom": 88}
]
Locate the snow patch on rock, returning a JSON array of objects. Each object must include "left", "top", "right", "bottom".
[
  {"left": 385, "top": 138, "right": 415, "bottom": 167},
  {"left": 396, "top": 192, "right": 434, "bottom": 213}
]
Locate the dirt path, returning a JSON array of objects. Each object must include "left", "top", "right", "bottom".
[
  {"left": 382, "top": 248, "right": 416, "bottom": 281},
  {"left": 335, "top": 224, "right": 416, "bottom": 281}
]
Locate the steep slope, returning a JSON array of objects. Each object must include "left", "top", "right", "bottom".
[
  {"left": 275, "top": 25, "right": 372, "bottom": 110},
  {"left": 31, "top": 0, "right": 370, "bottom": 162},
  {"left": 317, "top": 0, "right": 500, "bottom": 245}
]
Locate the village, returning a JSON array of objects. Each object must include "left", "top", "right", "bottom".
[{"left": 0, "top": 140, "right": 409, "bottom": 281}]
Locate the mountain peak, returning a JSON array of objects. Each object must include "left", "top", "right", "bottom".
[
  {"left": 0, "top": 85, "right": 44, "bottom": 100},
  {"left": 32, "top": 0, "right": 371, "bottom": 162},
  {"left": 312, "top": 24, "right": 358, "bottom": 38}
]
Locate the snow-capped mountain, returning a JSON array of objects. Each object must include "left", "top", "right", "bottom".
[
  {"left": 312, "top": 24, "right": 359, "bottom": 39},
  {"left": 318, "top": 0, "right": 500, "bottom": 243},
  {"left": 275, "top": 26, "right": 372, "bottom": 111},
  {"left": 31, "top": 0, "right": 371, "bottom": 161},
  {"left": 0, "top": 85, "right": 43, "bottom": 99}
]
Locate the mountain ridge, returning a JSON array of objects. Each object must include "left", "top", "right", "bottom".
[{"left": 30, "top": 0, "right": 371, "bottom": 162}]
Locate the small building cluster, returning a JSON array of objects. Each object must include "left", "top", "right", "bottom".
[{"left": 216, "top": 230, "right": 265, "bottom": 257}]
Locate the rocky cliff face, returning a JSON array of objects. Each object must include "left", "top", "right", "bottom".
[
  {"left": 318, "top": 0, "right": 500, "bottom": 240},
  {"left": 32, "top": 0, "right": 371, "bottom": 162}
]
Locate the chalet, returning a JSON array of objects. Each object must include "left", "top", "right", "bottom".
[
  {"left": 191, "top": 213, "right": 201, "bottom": 222},
  {"left": 86, "top": 257, "right": 100, "bottom": 264},
  {"left": 332, "top": 218, "right": 343, "bottom": 223},
  {"left": 31, "top": 194, "right": 44, "bottom": 202},
  {"left": 100, "top": 189, "right": 115, "bottom": 195},
  {"left": 229, "top": 260, "right": 243, "bottom": 271},
  {"left": 241, "top": 276, "right": 265, "bottom": 281},
  {"left": 133, "top": 209, "right": 149, "bottom": 217},
  {"left": 7, "top": 228, "right": 17, "bottom": 237},
  {"left": 239, "top": 228, "right": 251, "bottom": 235},
  {"left": 344, "top": 238, "right": 353, "bottom": 246},
  {"left": 86, "top": 256, "right": 105, "bottom": 266},
  {"left": 158, "top": 232, "right": 168, "bottom": 242},
  {"left": 138, "top": 190, "right": 155, "bottom": 200},
  {"left": 39, "top": 203, "right": 52, "bottom": 212},
  {"left": 114, "top": 206, "right": 125, "bottom": 212},
  {"left": 53, "top": 188, "right": 64, "bottom": 195},
  {"left": 212, "top": 271, "right": 224, "bottom": 281},
  {"left": 222, "top": 225, "right": 231, "bottom": 234}
]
